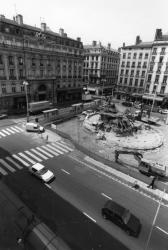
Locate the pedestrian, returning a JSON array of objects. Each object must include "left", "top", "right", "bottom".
[{"left": 147, "top": 176, "right": 157, "bottom": 189}]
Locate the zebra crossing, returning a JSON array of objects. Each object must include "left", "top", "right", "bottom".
[
  {"left": 0, "top": 126, "right": 24, "bottom": 138},
  {"left": 0, "top": 140, "right": 74, "bottom": 176}
]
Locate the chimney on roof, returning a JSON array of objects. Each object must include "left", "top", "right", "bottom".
[
  {"left": 15, "top": 14, "right": 23, "bottom": 25},
  {"left": 155, "top": 29, "right": 162, "bottom": 41},
  {"left": 92, "top": 41, "right": 97, "bottom": 46},
  {"left": 41, "top": 23, "right": 46, "bottom": 32},
  {"left": 123, "top": 42, "right": 125, "bottom": 47},
  {"left": 77, "top": 37, "right": 81, "bottom": 42},
  {"left": 59, "top": 28, "right": 64, "bottom": 36},
  {"left": 135, "top": 35, "right": 141, "bottom": 45},
  {"left": 107, "top": 43, "right": 111, "bottom": 50}
]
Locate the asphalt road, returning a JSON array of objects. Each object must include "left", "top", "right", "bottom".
[{"left": 0, "top": 121, "right": 168, "bottom": 250}]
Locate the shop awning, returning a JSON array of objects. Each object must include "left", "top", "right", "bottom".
[{"left": 142, "top": 95, "right": 163, "bottom": 101}]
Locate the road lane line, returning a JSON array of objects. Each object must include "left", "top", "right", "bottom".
[
  {"left": 0, "top": 132, "right": 6, "bottom": 137},
  {"left": 14, "top": 126, "right": 24, "bottom": 132},
  {"left": 54, "top": 141, "right": 73, "bottom": 151},
  {"left": 30, "top": 149, "right": 48, "bottom": 160},
  {"left": 61, "top": 169, "right": 70, "bottom": 175},
  {"left": 36, "top": 147, "right": 54, "bottom": 158},
  {"left": 6, "top": 157, "right": 23, "bottom": 169},
  {"left": 24, "top": 151, "right": 42, "bottom": 162},
  {"left": 10, "top": 126, "right": 21, "bottom": 132},
  {"left": 1, "top": 129, "right": 10, "bottom": 135},
  {"left": 156, "top": 226, "right": 168, "bottom": 235},
  {"left": 101, "top": 193, "right": 112, "bottom": 200},
  {"left": 5, "top": 128, "right": 15, "bottom": 134},
  {"left": 0, "top": 159, "right": 16, "bottom": 172},
  {"left": 44, "top": 183, "right": 52, "bottom": 189},
  {"left": 47, "top": 144, "right": 64, "bottom": 154},
  {"left": 18, "top": 153, "right": 36, "bottom": 164},
  {"left": 12, "top": 154, "right": 30, "bottom": 167},
  {"left": 41, "top": 146, "right": 59, "bottom": 156},
  {"left": 83, "top": 212, "right": 96, "bottom": 223},
  {"left": 0, "top": 166, "right": 7, "bottom": 175},
  {"left": 51, "top": 143, "right": 68, "bottom": 153}
]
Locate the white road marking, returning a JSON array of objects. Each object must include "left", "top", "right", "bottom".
[
  {"left": 0, "top": 166, "right": 7, "bottom": 175},
  {"left": 10, "top": 126, "right": 21, "bottom": 132},
  {"left": 12, "top": 154, "right": 30, "bottom": 167},
  {"left": 101, "top": 193, "right": 112, "bottom": 200},
  {"left": 18, "top": 153, "right": 36, "bottom": 165},
  {"left": 61, "top": 169, "right": 70, "bottom": 175},
  {"left": 83, "top": 212, "right": 96, "bottom": 223},
  {"left": 55, "top": 141, "right": 73, "bottom": 151},
  {"left": 42, "top": 146, "right": 59, "bottom": 156},
  {"left": 31, "top": 149, "right": 48, "bottom": 160},
  {"left": 0, "top": 159, "right": 16, "bottom": 172},
  {"left": 14, "top": 126, "right": 24, "bottom": 132},
  {"left": 6, "top": 157, "right": 23, "bottom": 169},
  {"left": 1, "top": 129, "right": 10, "bottom": 135},
  {"left": 36, "top": 147, "right": 54, "bottom": 158},
  {"left": 51, "top": 142, "right": 68, "bottom": 153},
  {"left": 47, "top": 144, "right": 64, "bottom": 154},
  {"left": 24, "top": 151, "right": 42, "bottom": 162},
  {"left": 0, "top": 132, "right": 6, "bottom": 137},
  {"left": 156, "top": 226, "right": 168, "bottom": 235},
  {"left": 45, "top": 183, "right": 52, "bottom": 189},
  {"left": 5, "top": 128, "right": 15, "bottom": 134}
]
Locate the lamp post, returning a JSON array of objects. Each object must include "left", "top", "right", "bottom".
[
  {"left": 23, "top": 81, "right": 29, "bottom": 122},
  {"left": 151, "top": 84, "right": 158, "bottom": 114}
]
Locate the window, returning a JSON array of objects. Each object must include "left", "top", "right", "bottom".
[
  {"left": 125, "top": 70, "right": 129, "bottom": 75},
  {"left": 127, "top": 53, "right": 131, "bottom": 59},
  {"left": 157, "top": 65, "right": 162, "bottom": 73},
  {"left": 163, "top": 75, "right": 167, "bottom": 83},
  {"left": 136, "top": 70, "right": 139, "bottom": 76},
  {"left": 139, "top": 53, "right": 143, "bottom": 59},
  {"left": 8, "top": 56, "right": 14, "bottom": 65},
  {"left": 121, "top": 69, "right": 124, "bottom": 75},
  {"left": 147, "top": 74, "right": 152, "bottom": 82},
  {"left": 132, "top": 62, "right": 135, "bottom": 67},
  {"left": 40, "top": 70, "right": 44, "bottom": 77},
  {"left": 140, "top": 79, "right": 144, "bottom": 87},
  {"left": 124, "top": 78, "right": 128, "bottom": 84},
  {"left": 126, "top": 62, "right": 130, "bottom": 67},
  {"left": 143, "top": 62, "right": 147, "bottom": 68},
  {"left": 12, "top": 86, "right": 16, "bottom": 93},
  {"left": 19, "top": 69, "right": 23, "bottom": 79},
  {"left": 40, "top": 59, "right": 43, "bottom": 66},
  {"left": 130, "top": 70, "right": 134, "bottom": 76},
  {"left": 155, "top": 75, "right": 159, "bottom": 83},
  {"left": 9, "top": 69, "right": 15, "bottom": 78},
  {"left": 135, "top": 79, "right": 138, "bottom": 86},
  {"left": 149, "top": 65, "right": 154, "bottom": 72},
  {"left": 137, "top": 62, "right": 141, "bottom": 68},
  {"left": 151, "top": 56, "right": 155, "bottom": 62},
  {"left": 18, "top": 57, "right": 23, "bottom": 65},
  {"left": 145, "top": 53, "right": 149, "bottom": 59},
  {"left": 153, "top": 48, "right": 157, "bottom": 54},
  {"left": 32, "top": 58, "right": 36, "bottom": 66},
  {"left": 121, "top": 62, "right": 125, "bottom": 67},
  {"left": 160, "top": 86, "right": 165, "bottom": 94},
  {"left": 133, "top": 53, "right": 137, "bottom": 59},
  {"left": 145, "top": 85, "right": 150, "bottom": 92},
  {"left": 129, "top": 78, "right": 133, "bottom": 86},
  {"left": 21, "top": 85, "right": 24, "bottom": 92},
  {"left": 159, "top": 56, "right": 164, "bottom": 63},
  {"left": 2, "top": 85, "right": 6, "bottom": 94},
  {"left": 0, "top": 55, "right": 3, "bottom": 64},
  {"left": 119, "top": 77, "right": 123, "bottom": 84},
  {"left": 123, "top": 53, "right": 126, "bottom": 59},
  {"left": 161, "top": 47, "right": 165, "bottom": 54}
]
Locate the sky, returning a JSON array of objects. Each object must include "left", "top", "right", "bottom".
[{"left": 1, "top": 0, "right": 168, "bottom": 49}]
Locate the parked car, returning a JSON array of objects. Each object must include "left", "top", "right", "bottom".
[
  {"left": 102, "top": 200, "right": 141, "bottom": 237},
  {"left": 29, "top": 163, "right": 55, "bottom": 183},
  {"left": 26, "top": 122, "right": 45, "bottom": 133},
  {"left": 122, "top": 101, "right": 133, "bottom": 107},
  {"left": 159, "top": 109, "right": 168, "bottom": 114}
]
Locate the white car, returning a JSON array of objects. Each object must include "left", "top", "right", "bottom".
[
  {"left": 29, "top": 163, "right": 55, "bottom": 183},
  {"left": 159, "top": 109, "right": 168, "bottom": 114},
  {"left": 26, "top": 122, "right": 45, "bottom": 133}
]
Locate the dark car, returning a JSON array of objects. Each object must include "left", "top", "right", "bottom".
[
  {"left": 122, "top": 101, "right": 133, "bottom": 107},
  {"left": 102, "top": 200, "right": 141, "bottom": 237}
]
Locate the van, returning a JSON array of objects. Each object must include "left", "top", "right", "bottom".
[{"left": 26, "top": 122, "right": 45, "bottom": 133}]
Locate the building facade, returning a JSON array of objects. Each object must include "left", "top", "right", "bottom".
[
  {"left": 116, "top": 36, "right": 152, "bottom": 101},
  {"left": 0, "top": 14, "right": 84, "bottom": 114},
  {"left": 83, "top": 41, "right": 120, "bottom": 96}
]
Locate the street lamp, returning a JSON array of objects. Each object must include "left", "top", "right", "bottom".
[
  {"left": 151, "top": 84, "right": 158, "bottom": 114},
  {"left": 23, "top": 81, "right": 29, "bottom": 122}
]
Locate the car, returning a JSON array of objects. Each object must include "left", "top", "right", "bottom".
[
  {"left": 122, "top": 101, "right": 133, "bottom": 107},
  {"left": 102, "top": 200, "right": 141, "bottom": 237},
  {"left": 159, "top": 109, "right": 168, "bottom": 114},
  {"left": 29, "top": 163, "right": 55, "bottom": 183},
  {"left": 26, "top": 122, "right": 45, "bottom": 133}
]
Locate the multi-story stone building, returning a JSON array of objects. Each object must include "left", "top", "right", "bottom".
[
  {"left": 83, "top": 41, "right": 120, "bottom": 96},
  {"left": 0, "top": 14, "right": 84, "bottom": 113},
  {"left": 116, "top": 36, "right": 152, "bottom": 101}
]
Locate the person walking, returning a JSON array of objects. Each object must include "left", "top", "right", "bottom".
[{"left": 147, "top": 176, "right": 157, "bottom": 189}]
